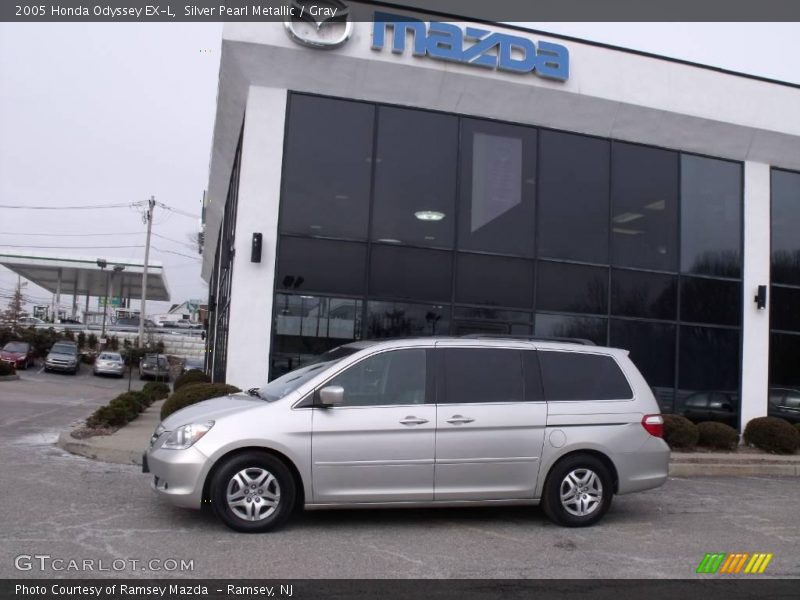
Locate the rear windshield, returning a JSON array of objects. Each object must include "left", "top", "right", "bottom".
[
  {"left": 99, "top": 353, "right": 121, "bottom": 360},
  {"left": 3, "top": 342, "right": 28, "bottom": 352}
]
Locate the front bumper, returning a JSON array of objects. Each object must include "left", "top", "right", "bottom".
[
  {"left": 145, "top": 444, "right": 210, "bottom": 509},
  {"left": 46, "top": 361, "right": 78, "bottom": 372}
]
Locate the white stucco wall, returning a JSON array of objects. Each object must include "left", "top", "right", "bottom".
[
  {"left": 224, "top": 87, "right": 287, "bottom": 388},
  {"left": 740, "top": 162, "right": 772, "bottom": 430}
]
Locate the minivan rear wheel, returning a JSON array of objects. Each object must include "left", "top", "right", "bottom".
[
  {"left": 210, "top": 451, "right": 295, "bottom": 533},
  {"left": 542, "top": 454, "right": 613, "bottom": 527}
]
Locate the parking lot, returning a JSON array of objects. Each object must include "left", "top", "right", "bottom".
[{"left": 0, "top": 371, "right": 798, "bottom": 579}]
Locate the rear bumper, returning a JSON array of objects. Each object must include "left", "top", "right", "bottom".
[
  {"left": 614, "top": 436, "right": 670, "bottom": 495},
  {"left": 45, "top": 362, "right": 77, "bottom": 372}
]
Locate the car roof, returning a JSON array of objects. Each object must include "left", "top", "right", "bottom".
[{"left": 338, "top": 337, "right": 627, "bottom": 356}]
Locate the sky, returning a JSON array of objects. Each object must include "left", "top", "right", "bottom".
[{"left": 0, "top": 21, "right": 798, "bottom": 319}]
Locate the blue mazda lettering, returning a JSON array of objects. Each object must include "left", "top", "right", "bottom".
[{"left": 371, "top": 12, "right": 569, "bottom": 81}]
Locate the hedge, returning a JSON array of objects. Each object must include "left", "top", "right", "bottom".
[
  {"left": 743, "top": 417, "right": 800, "bottom": 454},
  {"left": 86, "top": 391, "right": 150, "bottom": 429},
  {"left": 172, "top": 368, "right": 211, "bottom": 393},
  {"left": 663, "top": 414, "right": 699, "bottom": 449},
  {"left": 0, "top": 361, "right": 15, "bottom": 376},
  {"left": 142, "top": 381, "right": 171, "bottom": 402},
  {"left": 161, "top": 382, "right": 241, "bottom": 420},
  {"left": 696, "top": 421, "right": 739, "bottom": 450}
]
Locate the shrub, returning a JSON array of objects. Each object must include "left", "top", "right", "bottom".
[
  {"left": 81, "top": 353, "right": 96, "bottom": 365},
  {"left": 743, "top": 417, "right": 800, "bottom": 454},
  {"left": 161, "top": 383, "right": 240, "bottom": 420},
  {"left": 696, "top": 421, "right": 739, "bottom": 450},
  {"left": 663, "top": 414, "right": 699, "bottom": 449},
  {"left": 77, "top": 331, "right": 86, "bottom": 350},
  {"left": 143, "top": 381, "right": 170, "bottom": 402},
  {"left": 86, "top": 391, "right": 148, "bottom": 429},
  {"left": 87, "top": 333, "right": 98, "bottom": 350},
  {"left": 107, "top": 336, "right": 119, "bottom": 351},
  {"left": 0, "top": 361, "right": 15, "bottom": 376},
  {"left": 172, "top": 368, "right": 211, "bottom": 393},
  {"left": 795, "top": 423, "right": 800, "bottom": 437},
  {"left": 62, "top": 330, "right": 75, "bottom": 341}
]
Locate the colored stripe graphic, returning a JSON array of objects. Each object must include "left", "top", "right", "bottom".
[{"left": 697, "top": 552, "right": 773, "bottom": 574}]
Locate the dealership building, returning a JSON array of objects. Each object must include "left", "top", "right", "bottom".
[{"left": 201, "top": 4, "right": 800, "bottom": 430}]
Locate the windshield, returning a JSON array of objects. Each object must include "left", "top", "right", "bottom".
[
  {"left": 258, "top": 347, "right": 361, "bottom": 402},
  {"left": 51, "top": 344, "right": 76, "bottom": 354},
  {"left": 3, "top": 342, "right": 27, "bottom": 352}
]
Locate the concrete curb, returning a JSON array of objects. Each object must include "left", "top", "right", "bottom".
[
  {"left": 57, "top": 429, "right": 143, "bottom": 466},
  {"left": 0, "top": 374, "right": 21, "bottom": 381},
  {"left": 669, "top": 462, "right": 800, "bottom": 477}
]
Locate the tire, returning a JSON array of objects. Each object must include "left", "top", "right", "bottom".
[
  {"left": 541, "top": 454, "right": 613, "bottom": 527},
  {"left": 210, "top": 451, "right": 295, "bottom": 533}
]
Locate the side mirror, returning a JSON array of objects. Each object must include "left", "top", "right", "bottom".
[{"left": 318, "top": 385, "right": 345, "bottom": 407}]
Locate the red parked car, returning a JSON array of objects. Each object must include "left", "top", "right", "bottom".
[{"left": 0, "top": 341, "right": 35, "bottom": 370}]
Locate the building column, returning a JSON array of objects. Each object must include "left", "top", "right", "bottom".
[
  {"left": 225, "top": 86, "right": 288, "bottom": 388},
  {"left": 71, "top": 279, "right": 78, "bottom": 319},
  {"left": 740, "top": 161, "right": 771, "bottom": 431}
]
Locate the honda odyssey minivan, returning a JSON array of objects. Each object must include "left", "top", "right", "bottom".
[{"left": 144, "top": 337, "right": 669, "bottom": 532}]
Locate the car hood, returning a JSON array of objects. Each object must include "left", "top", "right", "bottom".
[
  {"left": 47, "top": 352, "right": 76, "bottom": 358},
  {"left": 160, "top": 394, "right": 266, "bottom": 429}
]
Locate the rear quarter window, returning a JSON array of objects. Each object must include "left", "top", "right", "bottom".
[{"left": 539, "top": 351, "right": 633, "bottom": 401}]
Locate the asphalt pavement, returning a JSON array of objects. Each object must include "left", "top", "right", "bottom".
[{"left": 0, "top": 370, "right": 798, "bottom": 579}]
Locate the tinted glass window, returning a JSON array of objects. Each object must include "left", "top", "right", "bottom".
[
  {"left": 538, "top": 130, "right": 610, "bottom": 262},
  {"left": 680, "top": 277, "right": 741, "bottom": 326},
  {"left": 366, "top": 301, "right": 450, "bottom": 338},
  {"left": 277, "top": 237, "right": 366, "bottom": 296},
  {"left": 456, "top": 253, "right": 534, "bottom": 309},
  {"left": 770, "top": 333, "right": 800, "bottom": 388},
  {"left": 458, "top": 119, "right": 537, "bottom": 257},
  {"left": 539, "top": 351, "right": 633, "bottom": 401},
  {"left": 281, "top": 95, "right": 374, "bottom": 239},
  {"left": 611, "top": 269, "right": 676, "bottom": 320},
  {"left": 770, "top": 286, "right": 800, "bottom": 332},
  {"left": 326, "top": 349, "right": 427, "bottom": 406},
  {"left": 611, "top": 142, "right": 678, "bottom": 271},
  {"left": 523, "top": 351, "right": 544, "bottom": 402},
  {"left": 372, "top": 108, "right": 457, "bottom": 248},
  {"left": 678, "top": 326, "right": 739, "bottom": 392},
  {"left": 537, "top": 262, "right": 608, "bottom": 315},
  {"left": 610, "top": 320, "right": 675, "bottom": 389},
  {"left": 453, "top": 306, "right": 532, "bottom": 336},
  {"left": 771, "top": 169, "right": 800, "bottom": 285},
  {"left": 442, "top": 348, "right": 524, "bottom": 404},
  {"left": 534, "top": 313, "right": 607, "bottom": 346},
  {"left": 369, "top": 245, "right": 452, "bottom": 302},
  {"left": 681, "top": 155, "right": 742, "bottom": 277}
]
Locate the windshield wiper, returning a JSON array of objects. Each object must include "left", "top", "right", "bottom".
[{"left": 247, "top": 387, "right": 267, "bottom": 400}]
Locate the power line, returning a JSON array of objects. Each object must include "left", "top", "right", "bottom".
[
  {"left": 0, "top": 202, "right": 135, "bottom": 210},
  {"left": 156, "top": 202, "right": 200, "bottom": 219}
]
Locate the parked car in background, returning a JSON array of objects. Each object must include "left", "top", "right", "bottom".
[
  {"left": 144, "top": 337, "right": 669, "bottom": 533},
  {"left": 44, "top": 341, "right": 80, "bottom": 374},
  {"left": 113, "top": 317, "right": 158, "bottom": 331},
  {"left": 768, "top": 388, "right": 800, "bottom": 424},
  {"left": 140, "top": 354, "right": 170, "bottom": 381},
  {"left": 93, "top": 352, "right": 126, "bottom": 378},
  {"left": 0, "top": 341, "right": 35, "bottom": 369},
  {"left": 182, "top": 356, "right": 205, "bottom": 373},
  {"left": 18, "top": 317, "right": 45, "bottom": 327},
  {"left": 680, "top": 391, "right": 738, "bottom": 426}
]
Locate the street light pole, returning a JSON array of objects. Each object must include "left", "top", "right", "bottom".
[
  {"left": 138, "top": 196, "right": 156, "bottom": 347},
  {"left": 97, "top": 259, "right": 108, "bottom": 341}
]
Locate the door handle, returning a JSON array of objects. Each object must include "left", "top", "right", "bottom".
[
  {"left": 399, "top": 416, "right": 429, "bottom": 426},
  {"left": 446, "top": 415, "right": 474, "bottom": 425}
]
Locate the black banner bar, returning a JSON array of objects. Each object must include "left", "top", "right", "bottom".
[
  {"left": 2, "top": 0, "right": 800, "bottom": 22},
  {"left": 2, "top": 580, "right": 800, "bottom": 600}
]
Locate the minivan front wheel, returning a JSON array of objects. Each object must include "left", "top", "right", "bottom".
[
  {"left": 542, "top": 454, "right": 613, "bottom": 527},
  {"left": 210, "top": 452, "right": 295, "bottom": 533}
]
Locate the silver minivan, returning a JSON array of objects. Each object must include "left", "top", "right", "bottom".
[{"left": 144, "top": 338, "right": 669, "bottom": 532}]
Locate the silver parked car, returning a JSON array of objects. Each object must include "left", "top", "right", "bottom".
[
  {"left": 93, "top": 352, "right": 125, "bottom": 378},
  {"left": 144, "top": 338, "right": 669, "bottom": 532}
]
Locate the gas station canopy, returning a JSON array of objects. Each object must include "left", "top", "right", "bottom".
[{"left": 0, "top": 252, "right": 170, "bottom": 302}]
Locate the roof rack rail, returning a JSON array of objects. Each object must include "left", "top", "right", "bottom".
[{"left": 459, "top": 334, "right": 596, "bottom": 346}]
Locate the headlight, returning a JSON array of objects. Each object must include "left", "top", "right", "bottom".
[{"left": 162, "top": 421, "right": 214, "bottom": 450}]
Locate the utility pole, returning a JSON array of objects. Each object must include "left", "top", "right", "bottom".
[{"left": 138, "top": 196, "right": 156, "bottom": 347}]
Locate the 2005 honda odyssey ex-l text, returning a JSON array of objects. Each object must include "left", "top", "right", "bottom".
[{"left": 143, "top": 337, "right": 669, "bottom": 532}]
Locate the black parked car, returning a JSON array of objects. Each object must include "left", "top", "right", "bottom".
[
  {"left": 768, "top": 388, "right": 800, "bottom": 424},
  {"left": 680, "top": 391, "right": 738, "bottom": 427}
]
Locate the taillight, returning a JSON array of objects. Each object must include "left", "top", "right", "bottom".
[{"left": 642, "top": 414, "right": 664, "bottom": 438}]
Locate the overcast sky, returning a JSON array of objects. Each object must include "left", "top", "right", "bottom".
[{"left": 0, "top": 21, "right": 798, "bottom": 318}]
